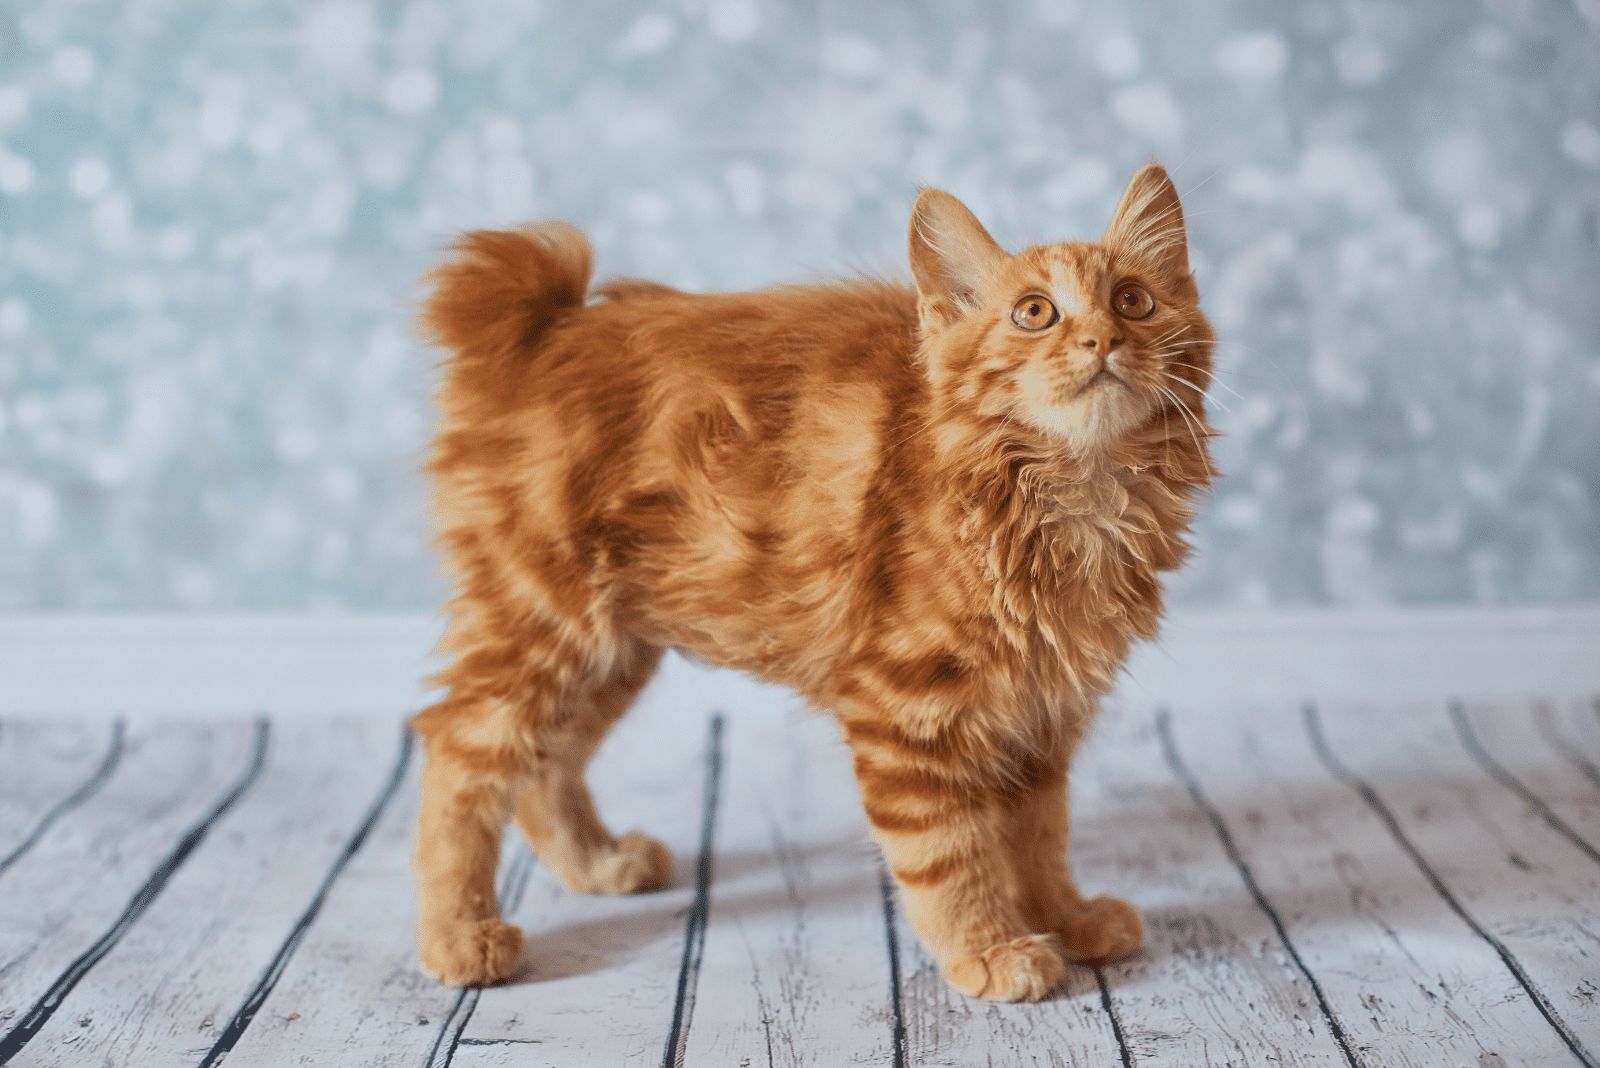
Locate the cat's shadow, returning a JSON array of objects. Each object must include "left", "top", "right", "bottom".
[
  {"left": 505, "top": 834, "right": 877, "bottom": 984},
  {"left": 495, "top": 762, "right": 1597, "bottom": 995}
]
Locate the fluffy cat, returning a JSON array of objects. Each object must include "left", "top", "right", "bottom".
[{"left": 412, "top": 163, "right": 1214, "bottom": 1001}]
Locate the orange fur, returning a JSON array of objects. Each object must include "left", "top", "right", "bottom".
[{"left": 410, "top": 164, "right": 1215, "bottom": 999}]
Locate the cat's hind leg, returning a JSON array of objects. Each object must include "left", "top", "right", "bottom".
[
  {"left": 509, "top": 636, "right": 671, "bottom": 895},
  {"left": 410, "top": 609, "right": 656, "bottom": 985},
  {"left": 411, "top": 689, "right": 529, "bottom": 987}
]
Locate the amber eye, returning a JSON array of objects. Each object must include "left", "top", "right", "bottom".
[
  {"left": 1010, "top": 295, "right": 1059, "bottom": 331},
  {"left": 1112, "top": 282, "right": 1156, "bottom": 320}
]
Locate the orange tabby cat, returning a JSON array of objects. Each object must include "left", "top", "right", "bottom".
[{"left": 412, "top": 164, "right": 1214, "bottom": 1001}]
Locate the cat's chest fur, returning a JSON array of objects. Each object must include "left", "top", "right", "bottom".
[{"left": 888, "top": 448, "right": 1179, "bottom": 713}]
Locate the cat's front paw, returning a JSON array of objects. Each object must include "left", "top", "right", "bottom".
[
  {"left": 586, "top": 830, "right": 673, "bottom": 894},
  {"left": 1056, "top": 895, "right": 1142, "bottom": 964},
  {"left": 418, "top": 918, "right": 525, "bottom": 987},
  {"left": 942, "top": 934, "right": 1067, "bottom": 1002}
]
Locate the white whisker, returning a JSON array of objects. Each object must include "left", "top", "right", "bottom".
[
  {"left": 1156, "top": 338, "right": 1297, "bottom": 388},
  {"left": 1150, "top": 324, "right": 1192, "bottom": 348},
  {"left": 1159, "top": 370, "right": 1231, "bottom": 413},
  {"left": 1159, "top": 359, "right": 1247, "bottom": 403},
  {"left": 1178, "top": 168, "right": 1221, "bottom": 202},
  {"left": 1152, "top": 381, "right": 1209, "bottom": 458}
]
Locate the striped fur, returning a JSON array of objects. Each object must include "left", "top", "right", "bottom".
[{"left": 410, "top": 164, "right": 1215, "bottom": 1000}]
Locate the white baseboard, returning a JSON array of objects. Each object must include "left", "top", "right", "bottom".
[{"left": 0, "top": 608, "right": 1595, "bottom": 718}]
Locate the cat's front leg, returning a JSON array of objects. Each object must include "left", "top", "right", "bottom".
[
  {"left": 1009, "top": 772, "right": 1143, "bottom": 965},
  {"left": 844, "top": 715, "right": 1068, "bottom": 1001}
]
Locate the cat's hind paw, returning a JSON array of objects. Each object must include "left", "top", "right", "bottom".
[
  {"left": 418, "top": 918, "right": 525, "bottom": 987},
  {"left": 942, "top": 934, "right": 1067, "bottom": 1002},
  {"left": 1057, "top": 895, "right": 1143, "bottom": 964},
  {"left": 586, "top": 830, "right": 673, "bottom": 894}
]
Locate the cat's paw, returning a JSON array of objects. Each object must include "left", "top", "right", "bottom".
[
  {"left": 1057, "top": 895, "right": 1142, "bottom": 964},
  {"left": 585, "top": 831, "right": 672, "bottom": 894},
  {"left": 418, "top": 918, "right": 525, "bottom": 987},
  {"left": 942, "top": 934, "right": 1067, "bottom": 1002}
]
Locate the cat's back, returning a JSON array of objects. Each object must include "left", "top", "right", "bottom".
[
  {"left": 555, "top": 277, "right": 928, "bottom": 681},
  {"left": 422, "top": 224, "right": 929, "bottom": 687},
  {"left": 424, "top": 222, "right": 920, "bottom": 491},
  {"left": 541, "top": 275, "right": 923, "bottom": 487},
  {"left": 577, "top": 275, "right": 921, "bottom": 400}
]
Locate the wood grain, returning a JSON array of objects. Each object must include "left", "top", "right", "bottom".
[
  {"left": 678, "top": 707, "right": 898, "bottom": 1067},
  {"left": 13, "top": 720, "right": 407, "bottom": 1067},
  {"left": 1310, "top": 700, "right": 1599, "bottom": 1066},
  {"left": 2, "top": 697, "right": 1599, "bottom": 1065},
  {"left": 1078, "top": 708, "right": 1356, "bottom": 1066},
  {"left": 1534, "top": 699, "right": 1600, "bottom": 794},
  {"left": 1167, "top": 701, "right": 1573, "bottom": 1067},
  {"left": 0, "top": 720, "right": 264, "bottom": 1061},
  {"left": 216, "top": 742, "right": 459, "bottom": 1068},
  {"left": 1460, "top": 701, "right": 1600, "bottom": 848},
  {"left": 0, "top": 719, "right": 122, "bottom": 877}
]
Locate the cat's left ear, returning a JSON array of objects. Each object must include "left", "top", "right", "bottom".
[
  {"left": 908, "top": 188, "right": 1007, "bottom": 332},
  {"left": 1104, "top": 164, "right": 1189, "bottom": 276}
]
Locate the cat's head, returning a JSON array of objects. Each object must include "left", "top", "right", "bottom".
[{"left": 908, "top": 164, "right": 1212, "bottom": 454}]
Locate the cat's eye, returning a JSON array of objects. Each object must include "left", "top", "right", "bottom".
[
  {"left": 1010, "top": 295, "right": 1059, "bottom": 331},
  {"left": 1112, "top": 282, "right": 1156, "bottom": 320}
]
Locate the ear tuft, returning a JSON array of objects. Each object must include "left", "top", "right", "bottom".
[
  {"left": 1104, "top": 164, "right": 1188, "bottom": 275},
  {"left": 908, "top": 188, "right": 1006, "bottom": 332}
]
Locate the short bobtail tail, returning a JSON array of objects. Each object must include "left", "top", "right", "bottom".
[{"left": 419, "top": 221, "right": 593, "bottom": 366}]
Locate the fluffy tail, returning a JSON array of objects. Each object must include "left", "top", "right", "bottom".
[{"left": 420, "top": 222, "right": 593, "bottom": 368}]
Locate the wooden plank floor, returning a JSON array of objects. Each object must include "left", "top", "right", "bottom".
[{"left": 2, "top": 693, "right": 1598, "bottom": 1066}]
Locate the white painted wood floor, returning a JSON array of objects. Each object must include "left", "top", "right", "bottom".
[{"left": 2, "top": 691, "right": 1598, "bottom": 1066}]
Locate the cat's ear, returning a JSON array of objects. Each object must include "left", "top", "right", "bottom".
[
  {"left": 1104, "top": 164, "right": 1188, "bottom": 275},
  {"left": 908, "top": 188, "right": 1007, "bottom": 331}
]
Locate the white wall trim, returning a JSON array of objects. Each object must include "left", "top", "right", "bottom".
[{"left": 1, "top": 608, "right": 1596, "bottom": 718}]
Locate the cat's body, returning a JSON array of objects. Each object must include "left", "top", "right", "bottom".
[{"left": 412, "top": 165, "right": 1214, "bottom": 1001}]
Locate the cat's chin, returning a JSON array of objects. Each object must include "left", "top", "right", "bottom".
[{"left": 1017, "top": 391, "right": 1150, "bottom": 452}]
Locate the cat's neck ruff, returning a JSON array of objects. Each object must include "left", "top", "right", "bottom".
[{"left": 922, "top": 405, "right": 1206, "bottom": 702}]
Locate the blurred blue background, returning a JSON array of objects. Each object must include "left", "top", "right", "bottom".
[{"left": 1, "top": 0, "right": 1596, "bottom": 611}]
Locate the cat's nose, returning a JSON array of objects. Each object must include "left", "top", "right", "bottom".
[{"left": 1078, "top": 331, "right": 1125, "bottom": 353}]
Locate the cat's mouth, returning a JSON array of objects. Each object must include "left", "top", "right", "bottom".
[
  {"left": 1047, "top": 367, "right": 1131, "bottom": 407},
  {"left": 1075, "top": 368, "right": 1128, "bottom": 397}
]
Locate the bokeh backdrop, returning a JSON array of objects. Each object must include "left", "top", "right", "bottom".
[{"left": 2, "top": 0, "right": 1597, "bottom": 610}]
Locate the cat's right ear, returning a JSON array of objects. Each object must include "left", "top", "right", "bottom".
[{"left": 908, "top": 188, "right": 1007, "bottom": 332}]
